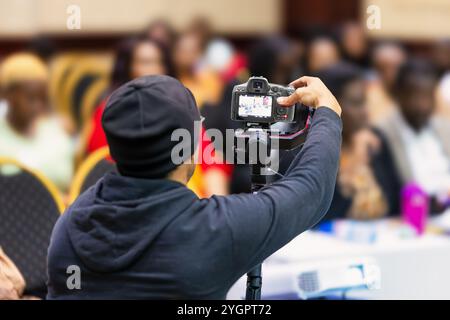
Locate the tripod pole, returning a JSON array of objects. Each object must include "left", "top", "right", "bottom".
[
  {"left": 245, "top": 149, "right": 271, "bottom": 300},
  {"left": 245, "top": 264, "right": 262, "bottom": 300}
]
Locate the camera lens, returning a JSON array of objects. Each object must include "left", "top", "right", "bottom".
[{"left": 253, "top": 81, "right": 263, "bottom": 89}]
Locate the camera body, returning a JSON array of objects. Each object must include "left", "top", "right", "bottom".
[{"left": 231, "top": 77, "right": 296, "bottom": 123}]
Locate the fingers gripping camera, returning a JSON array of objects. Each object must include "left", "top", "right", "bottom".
[{"left": 231, "top": 77, "right": 296, "bottom": 123}]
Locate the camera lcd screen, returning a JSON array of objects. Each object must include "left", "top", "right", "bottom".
[{"left": 238, "top": 95, "right": 272, "bottom": 118}]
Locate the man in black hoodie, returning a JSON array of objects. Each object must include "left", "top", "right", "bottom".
[{"left": 47, "top": 75, "right": 342, "bottom": 299}]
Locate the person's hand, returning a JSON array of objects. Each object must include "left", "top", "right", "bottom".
[
  {"left": 277, "top": 76, "right": 342, "bottom": 116},
  {"left": 352, "top": 129, "right": 381, "bottom": 165}
]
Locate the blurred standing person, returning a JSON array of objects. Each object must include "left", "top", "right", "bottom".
[
  {"left": 339, "top": 22, "right": 370, "bottom": 69},
  {"left": 144, "top": 19, "right": 176, "bottom": 49},
  {"left": 186, "top": 17, "right": 214, "bottom": 50},
  {"left": 367, "top": 42, "right": 407, "bottom": 124},
  {"left": 376, "top": 59, "right": 450, "bottom": 211},
  {"left": 288, "top": 37, "right": 306, "bottom": 82},
  {"left": 306, "top": 35, "right": 341, "bottom": 73},
  {"left": 319, "top": 64, "right": 401, "bottom": 219},
  {"left": 173, "top": 31, "right": 232, "bottom": 196},
  {"left": 173, "top": 31, "right": 222, "bottom": 108},
  {"left": 248, "top": 36, "right": 300, "bottom": 85},
  {"left": 0, "top": 53, "right": 74, "bottom": 191}
]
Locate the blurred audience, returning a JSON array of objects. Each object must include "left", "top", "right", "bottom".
[
  {"left": 376, "top": 59, "right": 450, "bottom": 211},
  {"left": 2, "top": 12, "right": 450, "bottom": 301},
  {"left": 0, "top": 17, "right": 448, "bottom": 215},
  {"left": 0, "top": 53, "right": 74, "bottom": 191}
]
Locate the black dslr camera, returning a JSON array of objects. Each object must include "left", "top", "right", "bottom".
[
  {"left": 230, "top": 76, "right": 314, "bottom": 153},
  {"left": 231, "top": 77, "right": 296, "bottom": 123}
]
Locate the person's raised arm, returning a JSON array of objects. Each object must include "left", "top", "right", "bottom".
[{"left": 216, "top": 76, "right": 343, "bottom": 278}]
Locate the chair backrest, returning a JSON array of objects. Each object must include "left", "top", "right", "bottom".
[
  {"left": 75, "top": 78, "right": 109, "bottom": 163},
  {"left": 49, "top": 53, "right": 81, "bottom": 120},
  {"left": 69, "top": 147, "right": 117, "bottom": 204},
  {"left": 50, "top": 53, "right": 112, "bottom": 130},
  {"left": 63, "top": 58, "right": 110, "bottom": 130},
  {"left": 0, "top": 158, "right": 64, "bottom": 297},
  {"left": 81, "top": 77, "right": 109, "bottom": 124}
]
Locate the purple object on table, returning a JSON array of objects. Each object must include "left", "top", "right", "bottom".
[{"left": 401, "top": 183, "right": 429, "bottom": 235}]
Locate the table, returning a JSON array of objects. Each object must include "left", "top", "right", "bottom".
[{"left": 227, "top": 217, "right": 450, "bottom": 299}]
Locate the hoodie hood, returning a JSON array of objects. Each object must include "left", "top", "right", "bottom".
[{"left": 67, "top": 172, "right": 198, "bottom": 273}]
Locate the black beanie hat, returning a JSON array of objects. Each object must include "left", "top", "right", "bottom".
[{"left": 102, "top": 75, "right": 201, "bottom": 179}]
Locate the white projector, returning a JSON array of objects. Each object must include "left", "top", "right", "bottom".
[{"left": 260, "top": 257, "right": 381, "bottom": 299}]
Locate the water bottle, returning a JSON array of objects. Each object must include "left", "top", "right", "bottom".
[{"left": 401, "top": 183, "right": 429, "bottom": 235}]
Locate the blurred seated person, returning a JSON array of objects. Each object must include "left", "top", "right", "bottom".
[
  {"left": 279, "top": 63, "right": 401, "bottom": 220},
  {"left": 367, "top": 42, "right": 406, "bottom": 124},
  {"left": 376, "top": 59, "right": 450, "bottom": 211},
  {"left": 0, "top": 53, "right": 74, "bottom": 191},
  {"left": 320, "top": 63, "right": 401, "bottom": 219}
]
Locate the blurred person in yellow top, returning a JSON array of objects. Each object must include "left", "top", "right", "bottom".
[{"left": 0, "top": 52, "right": 74, "bottom": 192}]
